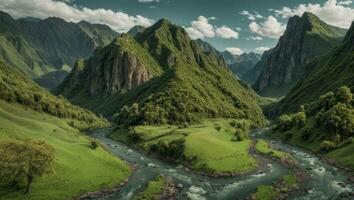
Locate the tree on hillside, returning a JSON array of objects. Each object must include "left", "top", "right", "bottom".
[
  {"left": 0, "top": 140, "right": 55, "bottom": 194},
  {"left": 335, "top": 86, "right": 353, "bottom": 104}
]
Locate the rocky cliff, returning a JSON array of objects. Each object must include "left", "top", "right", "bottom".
[{"left": 253, "top": 12, "right": 346, "bottom": 97}]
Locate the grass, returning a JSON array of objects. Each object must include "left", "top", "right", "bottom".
[
  {"left": 252, "top": 174, "right": 298, "bottom": 200},
  {"left": 0, "top": 100, "right": 131, "bottom": 200},
  {"left": 110, "top": 119, "right": 258, "bottom": 174},
  {"left": 132, "top": 175, "right": 166, "bottom": 200},
  {"left": 253, "top": 185, "right": 280, "bottom": 200},
  {"left": 255, "top": 139, "right": 292, "bottom": 160}
]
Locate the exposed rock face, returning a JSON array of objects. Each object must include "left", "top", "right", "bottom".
[
  {"left": 56, "top": 34, "right": 160, "bottom": 97},
  {"left": 88, "top": 51, "right": 150, "bottom": 95},
  {"left": 253, "top": 12, "right": 346, "bottom": 97}
]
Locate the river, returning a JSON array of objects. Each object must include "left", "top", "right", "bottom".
[{"left": 89, "top": 128, "right": 353, "bottom": 200}]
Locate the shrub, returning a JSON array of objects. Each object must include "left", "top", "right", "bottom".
[
  {"left": 90, "top": 140, "right": 99, "bottom": 150},
  {"left": 320, "top": 141, "right": 336, "bottom": 152},
  {"left": 335, "top": 86, "right": 353, "bottom": 104}
]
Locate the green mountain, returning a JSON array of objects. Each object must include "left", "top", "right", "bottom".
[
  {"left": 0, "top": 10, "right": 118, "bottom": 87},
  {"left": 253, "top": 12, "right": 346, "bottom": 97},
  {"left": 0, "top": 60, "right": 107, "bottom": 130},
  {"left": 275, "top": 21, "right": 354, "bottom": 114},
  {"left": 56, "top": 19, "right": 266, "bottom": 126}
]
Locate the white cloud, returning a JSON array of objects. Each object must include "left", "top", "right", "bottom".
[
  {"left": 185, "top": 16, "right": 239, "bottom": 40},
  {"left": 273, "top": 0, "right": 354, "bottom": 28},
  {"left": 215, "top": 26, "right": 239, "bottom": 39},
  {"left": 246, "top": 36, "right": 263, "bottom": 41},
  {"left": 0, "top": 0, "right": 154, "bottom": 32},
  {"left": 240, "top": 10, "right": 263, "bottom": 20},
  {"left": 249, "top": 16, "right": 286, "bottom": 39},
  {"left": 338, "top": 0, "right": 352, "bottom": 5},
  {"left": 254, "top": 47, "right": 270, "bottom": 53},
  {"left": 225, "top": 47, "right": 244, "bottom": 55},
  {"left": 138, "top": 0, "right": 159, "bottom": 3}
]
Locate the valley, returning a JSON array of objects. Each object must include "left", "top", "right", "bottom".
[{"left": 0, "top": 1, "right": 354, "bottom": 199}]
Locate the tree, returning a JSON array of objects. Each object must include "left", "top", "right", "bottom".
[
  {"left": 335, "top": 86, "right": 353, "bottom": 104},
  {"left": 0, "top": 140, "right": 55, "bottom": 194}
]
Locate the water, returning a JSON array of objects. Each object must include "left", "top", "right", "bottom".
[{"left": 89, "top": 128, "right": 354, "bottom": 200}]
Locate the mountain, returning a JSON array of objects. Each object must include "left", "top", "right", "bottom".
[
  {"left": 127, "top": 25, "right": 146, "bottom": 37},
  {"left": 253, "top": 12, "right": 346, "bottom": 97},
  {"left": 0, "top": 10, "right": 118, "bottom": 87},
  {"left": 56, "top": 19, "right": 266, "bottom": 126},
  {"left": 242, "top": 50, "right": 271, "bottom": 85},
  {"left": 229, "top": 52, "right": 261, "bottom": 81},
  {"left": 0, "top": 60, "right": 107, "bottom": 129},
  {"left": 220, "top": 51, "right": 240, "bottom": 65},
  {"left": 34, "top": 70, "right": 70, "bottom": 90},
  {"left": 275, "top": 21, "right": 354, "bottom": 114}
]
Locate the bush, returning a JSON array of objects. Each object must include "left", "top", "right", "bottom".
[
  {"left": 90, "top": 140, "right": 99, "bottom": 150},
  {"left": 320, "top": 141, "right": 336, "bottom": 152}
]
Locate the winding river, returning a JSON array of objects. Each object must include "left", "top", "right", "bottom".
[{"left": 89, "top": 128, "right": 353, "bottom": 200}]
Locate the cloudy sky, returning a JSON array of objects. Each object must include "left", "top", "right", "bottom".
[{"left": 1, "top": 0, "right": 353, "bottom": 55}]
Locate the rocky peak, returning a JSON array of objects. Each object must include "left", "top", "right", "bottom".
[
  {"left": 252, "top": 12, "right": 346, "bottom": 97},
  {"left": 344, "top": 21, "right": 354, "bottom": 50}
]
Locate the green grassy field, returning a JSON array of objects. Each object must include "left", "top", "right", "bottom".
[
  {"left": 0, "top": 100, "right": 131, "bottom": 200},
  {"left": 132, "top": 175, "right": 166, "bottom": 200},
  {"left": 110, "top": 119, "right": 258, "bottom": 174},
  {"left": 255, "top": 139, "right": 292, "bottom": 160}
]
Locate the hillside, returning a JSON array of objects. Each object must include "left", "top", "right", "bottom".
[
  {"left": 0, "top": 60, "right": 107, "bottom": 130},
  {"left": 253, "top": 12, "right": 346, "bottom": 97},
  {"left": 57, "top": 19, "right": 266, "bottom": 126},
  {"left": 276, "top": 21, "right": 354, "bottom": 114},
  {"left": 271, "top": 86, "right": 354, "bottom": 170},
  {"left": 0, "top": 59, "right": 132, "bottom": 199},
  {"left": 0, "top": 10, "right": 117, "bottom": 87}
]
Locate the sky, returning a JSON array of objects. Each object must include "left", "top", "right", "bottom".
[{"left": 1, "top": 0, "right": 354, "bottom": 55}]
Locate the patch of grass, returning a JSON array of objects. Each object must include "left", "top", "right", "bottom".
[
  {"left": 0, "top": 100, "right": 131, "bottom": 200},
  {"left": 110, "top": 119, "right": 257, "bottom": 174},
  {"left": 282, "top": 174, "right": 298, "bottom": 186},
  {"left": 253, "top": 185, "right": 280, "bottom": 200},
  {"left": 132, "top": 175, "right": 165, "bottom": 200},
  {"left": 255, "top": 139, "right": 291, "bottom": 160}
]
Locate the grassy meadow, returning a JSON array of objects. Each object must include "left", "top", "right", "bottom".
[
  {"left": 110, "top": 119, "right": 258, "bottom": 174},
  {"left": 0, "top": 100, "right": 131, "bottom": 200}
]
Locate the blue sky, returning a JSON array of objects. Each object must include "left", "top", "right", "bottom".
[{"left": 1, "top": 0, "right": 354, "bottom": 54}]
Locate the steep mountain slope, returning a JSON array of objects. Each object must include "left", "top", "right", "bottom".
[
  {"left": 34, "top": 70, "right": 70, "bottom": 90},
  {"left": 253, "top": 12, "right": 346, "bottom": 97},
  {"left": 220, "top": 51, "right": 240, "bottom": 65},
  {"left": 0, "top": 60, "right": 131, "bottom": 199},
  {"left": 57, "top": 19, "right": 266, "bottom": 126},
  {"left": 0, "top": 11, "right": 117, "bottom": 85},
  {"left": 242, "top": 50, "right": 272, "bottom": 85},
  {"left": 229, "top": 52, "right": 261, "bottom": 81},
  {"left": 0, "top": 60, "right": 107, "bottom": 130},
  {"left": 276, "top": 21, "right": 354, "bottom": 114}
]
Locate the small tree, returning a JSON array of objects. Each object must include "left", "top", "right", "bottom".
[
  {"left": 335, "top": 86, "right": 353, "bottom": 104},
  {"left": 0, "top": 140, "right": 55, "bottom": 194}
]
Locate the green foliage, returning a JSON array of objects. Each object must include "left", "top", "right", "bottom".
[
  {"left": 153, "top": 139, "right": 185, "bottom": 159},
  {"left": 132, "top": 175, "right": 166, "bottom": 200},
  {"left": 276, "top": 112, "right": 306, "bottom": 131},
  {"left": 0, "top": 140, "right": 55, "bottom": 194},
  {"left": 0, "top": 61, "right": 108, "bottom": 130},
  {"left": 320, "top": 141, "right": 336, "bottom": 152},
  {"left": 89, "top": 140, "right": 99, "bottom": 150},
  {"left": 335, "top": 86, "right": 353, "bottom": 104}
]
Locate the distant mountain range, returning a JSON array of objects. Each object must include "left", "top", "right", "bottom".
[
  {"left": 252, "top": 12, "right": 347, "bottom": 97},
  {"left": 195, "top": 39, "right": 261, "bottom": 82},
  {"left": 0, "top": 11, "right": 118, "bottom": 88},
  {"left": 56, "top": 19, "right": 266, "bottom": 126}
]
